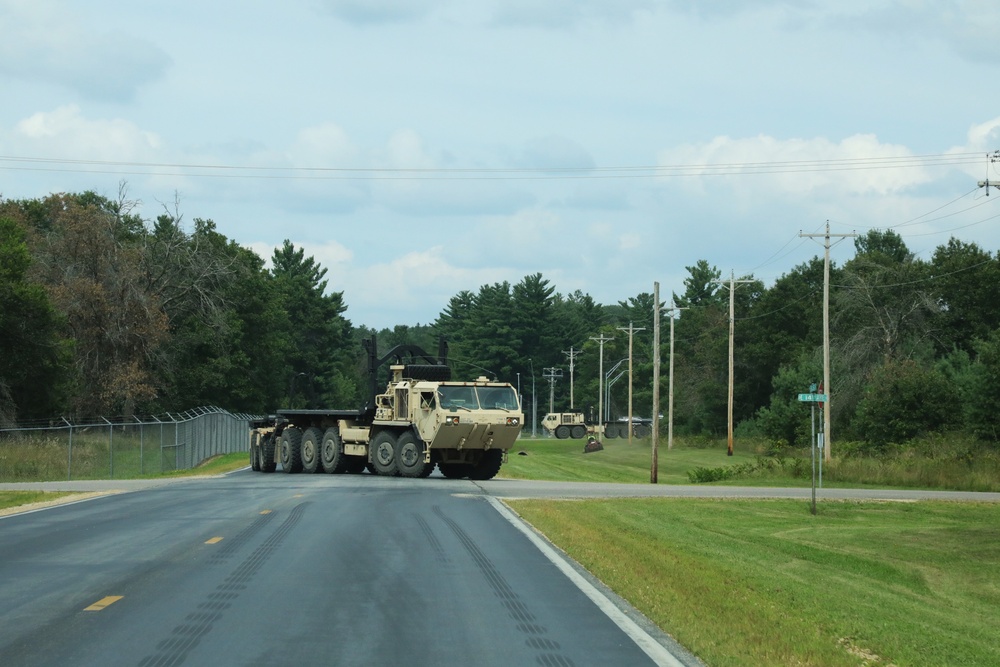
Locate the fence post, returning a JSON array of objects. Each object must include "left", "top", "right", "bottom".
[
  {"left": 102, "top": 417, "right": 113, "bottom": 479},
  {"left": 62, "top": 417, "right": 73, "bottom": 480}
]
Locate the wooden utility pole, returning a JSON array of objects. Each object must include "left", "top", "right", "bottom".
[
  {"left": 617, "top": 321, "right": 645, "bottom": 443},
  {"left": 800, "top": 221, "right": 855, "bottom": 462},
  {"left": 563, "top": 347, "right": 581, "bottom": 409},
  {"left": 590, "top": 333, "right": 614, "bottom": 439},
  {"left": 651, "top": 282, "right": 660, "bottom": 483},
  {"left": 665, "top": 302, "right": 687, "bottom": 451},
  {"left": 714, "top": 271, "right": 753, "bottom": 456}
]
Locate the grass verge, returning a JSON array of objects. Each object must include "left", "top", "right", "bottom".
[{"left": 507, "top": 497, "right": 1000, "bottom": 667}]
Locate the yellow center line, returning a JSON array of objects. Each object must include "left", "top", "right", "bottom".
[
  {"left": 260, "top": 510, "right": 272, "bottom": 515},
  {"left": 205, "top": 537, "right": 223, "bottom": 544},
  {"left": 84, "top": 596, "right": 123, "bottom": 611}
]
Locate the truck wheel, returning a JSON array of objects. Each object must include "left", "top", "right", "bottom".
[
  {"left": 250, "top": 432, "right": 261, "bottom": 471},
  {"left": 321, "top": 427, "right": 348, "bottom": 474},
  {"left": 370, "top": 431, "right": 399, "bottom": 476},
  {"left": 396, "top": 431, "right": 432, "bottom": 478},
  {"left": 439, "top": 462, "right": 470, "bottom": 479},
  {"left": 261, "top": 434, "right": 277, "bottom": 473},
  {"left": 555, "top": 425, "right": 570, "bottom": 439},
  {"left": 469, "top": 450, "right": 503, "bottom": 480},
  {"left": 570, "top": 425, "right": 586, "bottom": 439},
  {"left": 301, "top": 427, "right": 323, "bottom": 473},
  {"left": 280, "top": 428, "right": 303, "bottom": 473}
]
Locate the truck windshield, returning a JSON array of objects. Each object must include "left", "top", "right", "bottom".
[
  {"left": 439, "top": 386, "right": 478, "bottom": 411},
  {"left": 475, "top": 386, "right": 519, "bottom": 411}
]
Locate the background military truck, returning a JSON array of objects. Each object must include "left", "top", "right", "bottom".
[
  {"left": 540, "top": 412, "right": 652, "bottom": 439},
  {"left": 249, "top": 337, "right": 523, "bottom": 480}
]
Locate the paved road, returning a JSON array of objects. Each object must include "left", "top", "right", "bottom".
[{"left": 0, "top": 471, "right": 700, "bottom": 667}]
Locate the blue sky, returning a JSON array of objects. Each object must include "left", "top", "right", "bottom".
[{"left": 2, "top": 0, "right": 999, "bottom": 329}]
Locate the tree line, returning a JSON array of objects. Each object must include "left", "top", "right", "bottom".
[{"left": 2, "top": 188, "right": 998, "bottom": 452}]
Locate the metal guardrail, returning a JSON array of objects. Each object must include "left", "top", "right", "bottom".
[{"left": 0, "top": 406, "right": 260, "bottom": 481}]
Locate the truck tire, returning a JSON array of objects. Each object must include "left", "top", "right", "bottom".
[
  {"left": 250, "top": 432, "right": 261, "bottom": 471},
  {"left": 301, "top": 427, "right": 323, "bottom": 473},
  {"left": 439, "top": 462, "right": 470, "bottom": 479},
  {"left": 261, "top": 434, "right": 277, "bottom": 473},
  {"left": 468, "top": 449, "right": 503, "bottom": 480},
  {"left": 280, "top": 428, "right": 303, "bottom": 473},
  {"left": 321, "top": 427, "right": 348, "bottom": 474},
  {"left": 396, "top": 431, "right": 432, "bottom": 478},
  {"left": 570, "top": 425, "right": 586, "bottom": 439},
  {"left": 370, "top": 431, "right": 399, "bottom": 476},
  {"left": 555, "top": 425, "right": 570, "bottom": 439}
]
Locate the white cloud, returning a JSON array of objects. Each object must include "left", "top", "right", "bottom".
[
  {"left": 658, "top": 133, "right": 933, "bottom": 199},
  {"left": 0, "top": 0, "right": 170, "bottom": 100},
  {"left": 13, "top": 105, "right": 162, "bottom": 159}
]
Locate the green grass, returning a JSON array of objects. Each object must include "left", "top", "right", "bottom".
[
  {"left": 503, "top": 436, "right": 759, "bottom": 483},
  {"left": 0, "top": 491, "right": 78, "bottom": 512},
  {"left": 508, "top": 497, "right": 1000, "bottom": 667}
]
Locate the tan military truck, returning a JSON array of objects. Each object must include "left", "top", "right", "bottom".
[
  {"left": 540, "top": 412, "right": 651, "bottom": 439},
  {"left": 249, "top": 337, "right": 523, "bottom": 479}
]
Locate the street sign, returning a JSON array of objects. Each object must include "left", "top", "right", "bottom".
[{"left": 797, "top": 393, "right": 827, "bottom": 402}]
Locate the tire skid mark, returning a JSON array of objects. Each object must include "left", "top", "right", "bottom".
[
  {"left": 137, "top": 503, "right": 308, "bottom": 667},
  {"left": 206, "top": 511, "right": 274, "bottom": 565},
  {"left": 415, "top": 512, "right": 449, "bottom": 564},
  {"left": 433, "top": 506, "right": 577, "bottom": 667}
]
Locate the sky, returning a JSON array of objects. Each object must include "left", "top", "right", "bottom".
[{"left": 2, "top": 0, "right": 1000, "bottom": 330}]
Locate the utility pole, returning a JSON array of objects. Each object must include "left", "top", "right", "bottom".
[
  {"left": 590, "top": 333, "right": 614, "bottom": 439},
  {"left": 542, "top": 367, "right": 562, "bottom": 414},
  {"left": 665, "top": 301, "right": 688, "bottom": 451},
  {"left": 713, "top": 270, "right": 754, "bottom": 456},
  {"left": 651, "top": 282, "right": 660, "bottom": 483},
  {"left": 563, "top": 347, "right": 582, "bottom": 409},
  {"left": 800, "top": 221, "right": 855, "bottom": 462},
  {"left": 617, "top": 321, "right": 645, "bottom": 443}
]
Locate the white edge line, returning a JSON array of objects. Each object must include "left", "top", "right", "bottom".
[{"left": 486, "top": 496, "right": 688, "bottom": 667}]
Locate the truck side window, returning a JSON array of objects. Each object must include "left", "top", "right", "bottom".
[{"left": 420, "top": 392, "right": 436, "bottom": 410}]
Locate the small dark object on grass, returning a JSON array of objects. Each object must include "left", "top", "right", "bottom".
[
  {"left": 517, "top": 450, "right": 528, "bottom": 456},
  {"left": 584, "top": 437, "right": 603, "bottom": 453}
]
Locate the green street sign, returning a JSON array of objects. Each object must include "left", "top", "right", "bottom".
[{"left": 797, "top": 393, "right": 827, "bottom": 402}]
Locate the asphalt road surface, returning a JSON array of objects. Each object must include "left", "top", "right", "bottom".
[{"left": 0, "top": 471, "right": 700, "bottom": 667}]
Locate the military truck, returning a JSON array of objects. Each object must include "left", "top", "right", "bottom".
[
  {"left": 540, "top": 412, "right": 651, "bottom": 439},
  {"left": 249, "top": 337, "right": 523, "bottom": 480}
]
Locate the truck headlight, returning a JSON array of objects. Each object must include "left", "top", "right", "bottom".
[{"left": 446, "top": 415, "right": 461, "bottom": 425}]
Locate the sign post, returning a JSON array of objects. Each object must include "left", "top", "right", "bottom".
[{"left": 798, "top": 387, "right": 827, "bottom": 515}]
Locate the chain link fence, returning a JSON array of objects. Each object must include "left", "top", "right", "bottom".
[{"left": 0, "top": 406, "right": 257, "bottom": 482}]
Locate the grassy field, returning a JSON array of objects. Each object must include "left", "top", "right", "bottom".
[
  {"left": 507, "top": 497, "right": 1000, "bottom": 667},
  {"left": 501, "top": 435, "right": 760, "bottom": 484}
]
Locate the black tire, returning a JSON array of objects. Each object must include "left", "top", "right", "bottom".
[
  {"left": 469, "top": 449, "right": 503, "bottom": 480},
  {"left": 370, "top": 431, "right": 399, "bottom": 476},
  {"left": 321, "top": 427, "right": 348, "bottom": 474},
  {"left": 260, "top": 434, "right": 277, "bottom": 473},
  {"left": 301, "top": 427, "right": 323, "bottom": 473},
  {"left": 555, "top": 425, "right": 570, "bottom": 439},
  {"left": 439, "top": 462, "right": 470, "bottom": 479},
  {"left": 250, "top": 432, "right": 261, "bottom": 471},
  {"left": 570, "top": 425, "right": 587, "bottom": 439},
  {"left": 280, "top": 428, "right": 303, "bottom": 473},
  {"left": 396, "top": 431, "right": 433, "bottom": 478}
]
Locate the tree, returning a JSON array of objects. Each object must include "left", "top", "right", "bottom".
[
  {"left": 0, "top": 215, "right": 72, "bottom": 421},
  {"left": 929, "top": 239, "right": 1000, "bottom": 356}
]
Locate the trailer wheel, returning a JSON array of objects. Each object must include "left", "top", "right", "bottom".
[
  {"left": 280, "top": 428, "right": 303, "bottom": 473},
  {"left": 555, "top": 425, "right": 570, "bottom": 439},
  {"left": 396, "top": 431, "right": 432, "bottom": 478},
  {"left": 468, "top": 449, "right": 503, "bottom": 480},
  {"left": 321, "top": 427, "right": 348, "bottom": 474},
  {"left": 438, "top": 462, "right": 469, "bottom": 479},
  {"left": 370, "top": 431, "right": 399, "bottom": 476},
  {"left": 261, "top": 434, "right": 277, "bottom": 473},
  {"left": 301, "top": 427, "right": 323, "bottom": 473},
  {"left": 250, "top": 432, "right": 261, "bottom": 471},
  {"left": 570, "top": 425, "right": 586, "bottom": 439}
]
